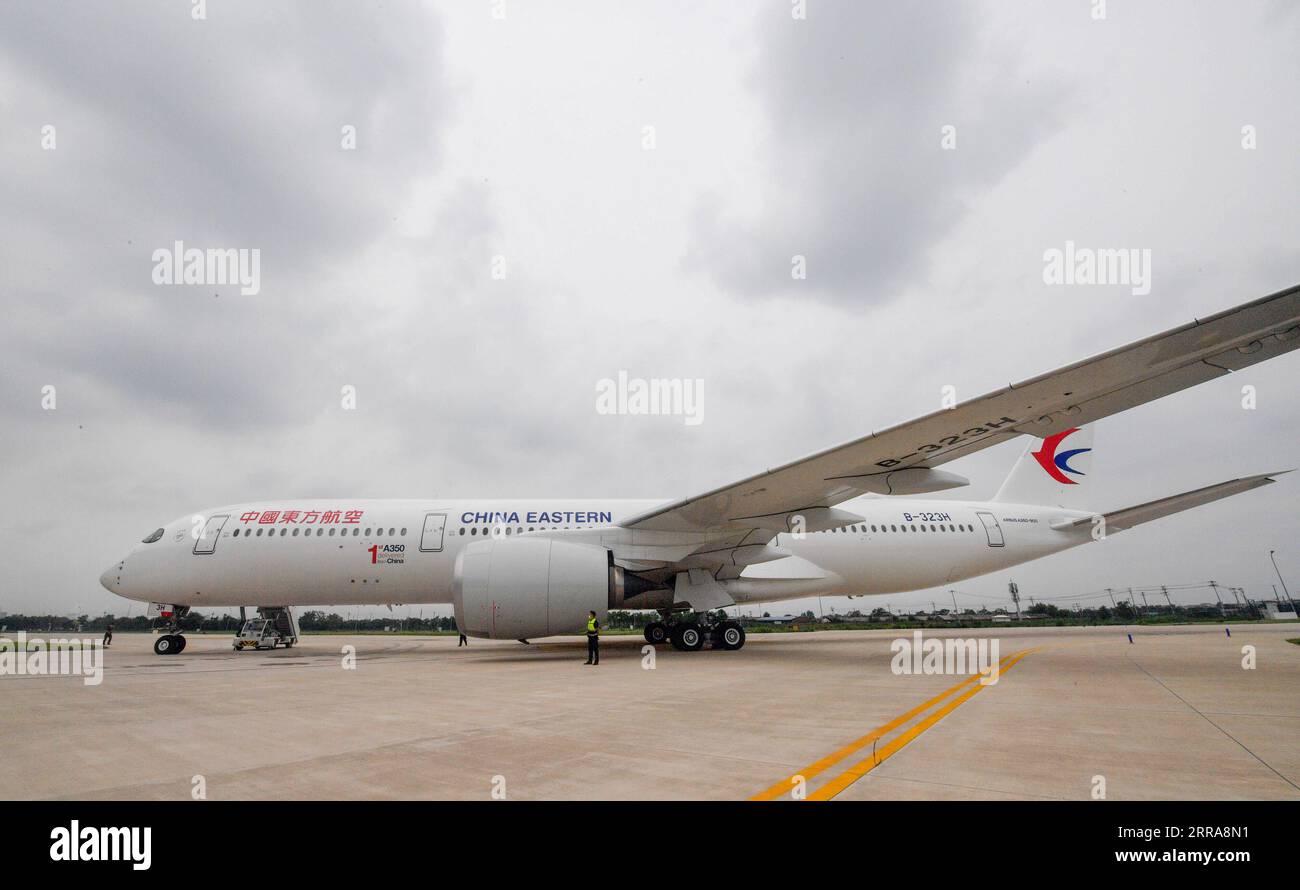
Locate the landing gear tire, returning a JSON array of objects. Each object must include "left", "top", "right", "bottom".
[
  {"left": 716, "top": 621, "right": 746, "bottom": 651},
  {"left": 644, "top": 622, "right": 668, "bottom": 645},
  {"left": 670, "top": 623, "right": 705, "bottom": 652},
  {"left": 154, "top": 634, "right": 182, "bottom": 655}
]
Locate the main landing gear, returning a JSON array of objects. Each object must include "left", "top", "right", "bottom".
[{"left": 643, "top": 615, "right": 746, "bottom": 652}]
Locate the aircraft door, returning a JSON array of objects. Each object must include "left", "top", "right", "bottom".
[
  {"left": 420, "top": 512, "right": 447, "bottom": 552},
  {"left": 193, "top": 514, "right": 229, "bottom": 555},
  {"left": 975, "top": 511, "right": 1004, "bottom": 547}
]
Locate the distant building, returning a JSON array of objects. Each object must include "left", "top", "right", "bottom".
[{"left": 1264, "top": 601, "right": 1298, "bottom": 621}]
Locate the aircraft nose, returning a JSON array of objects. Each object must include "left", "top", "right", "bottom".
[{"left": 100, "top": 562, "right": 121, "bottom": 593}]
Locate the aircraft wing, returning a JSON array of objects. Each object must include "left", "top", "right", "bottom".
[
  {"left": 1049, "top": 471, "right": 1289, "bottom": 533},
  {"left": 621, "top": 281, "right": 1300, "bottom": 534}
]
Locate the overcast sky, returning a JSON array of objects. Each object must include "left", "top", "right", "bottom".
[{"left": 2, "top": 0, "right": 1297, "bottom": 620}]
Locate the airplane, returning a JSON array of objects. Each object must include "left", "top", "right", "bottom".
[{"left": 101, "top": 282, "right": 1300, "bottom": 656}]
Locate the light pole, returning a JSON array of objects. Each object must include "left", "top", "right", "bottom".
[
  {"left": 1269, "top": 550, "right": 1296, "bottom": 611},
  {"left": 1237, "top": 587, "right": 1259, "bottom": 619}
]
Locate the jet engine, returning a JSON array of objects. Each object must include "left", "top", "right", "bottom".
[{"left": 454, "top": 538, "right": 623, "bottom": 640}]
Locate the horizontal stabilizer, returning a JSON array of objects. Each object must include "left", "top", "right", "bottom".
[{"left": 1050, "top": 471, "right": 1290, "bottom": 533}]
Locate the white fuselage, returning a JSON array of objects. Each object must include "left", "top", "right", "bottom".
[{"left": 100, "top": 497, "right": 1095, "bottom": 610}]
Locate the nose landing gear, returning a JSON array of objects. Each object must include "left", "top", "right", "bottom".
[
  {"left": 154, "top": 633, "right": 186, "bottom": 655},
  {"left": 150, "top": 603, "right": 192, "bottom": 655}
]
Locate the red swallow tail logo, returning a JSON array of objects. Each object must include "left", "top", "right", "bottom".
[{"left": 1031, "top": 427, "right": 1091, "bottom": 485}]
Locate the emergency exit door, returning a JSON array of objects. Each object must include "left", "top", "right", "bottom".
[
  {"left": 419, "top": 513, "right": 447, "bottom": 552},
  {"left": 974, "top": 511, "right": 1004, "bottom": 547}
]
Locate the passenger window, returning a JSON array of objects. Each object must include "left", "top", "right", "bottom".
[
  {"left": 400, "top": 528, "right": 407, "bottom": 536},
  {"left": 471, "top": 528, "right": 478, "bottom": 536}
]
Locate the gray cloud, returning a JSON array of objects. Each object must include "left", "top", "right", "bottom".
[
  {"left": 687, "top": 1, "right": 1069, "bottom": 306},
  {"left": 0, "top": 0, "right": 457, "bottom": 434}
]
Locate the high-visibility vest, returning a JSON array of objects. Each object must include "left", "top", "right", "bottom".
[{"left": 587, "top": 617, "right": 597, "bottom": 633}]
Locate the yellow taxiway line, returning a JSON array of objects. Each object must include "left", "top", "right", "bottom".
[
  {"left": 751, "top": 648, "right": 1035, "bottom": 801},
  {"left": 805, "top": 648, "right": 1036, "bottom": 799}
]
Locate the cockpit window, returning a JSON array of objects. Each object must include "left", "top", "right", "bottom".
[{"left": 142, "top": 528, "right": 165, "bottom": 544}]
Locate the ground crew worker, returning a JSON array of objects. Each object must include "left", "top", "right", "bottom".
[
  {"left": 584, "top": 611, "right": 599, "bottom": 665},
  {"left": 458, "top": 631, "right": 467, "bottom": 647},
  {"left": 102, "top": 624, "right": 113, "bottom": 648}
]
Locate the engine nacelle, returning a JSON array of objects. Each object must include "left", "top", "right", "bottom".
[{"left": 454, "top": 538, "right": 620, "bottom": 640}]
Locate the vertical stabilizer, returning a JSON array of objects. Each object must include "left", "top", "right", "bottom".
[{"left": 993, "top": 425, "right": 1095, "bottom": 508}]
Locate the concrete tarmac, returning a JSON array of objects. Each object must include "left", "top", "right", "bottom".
[{"left": 3, "top": 624, "right": 1297, "bottom": 800}]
